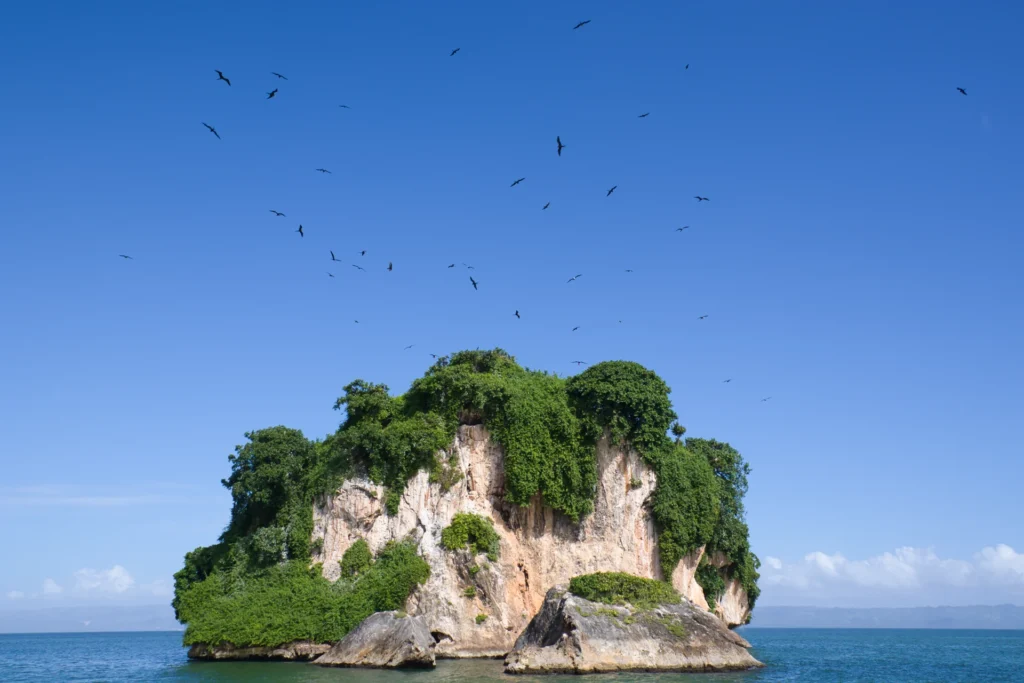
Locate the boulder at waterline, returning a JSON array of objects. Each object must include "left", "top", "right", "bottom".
[{"left": 314, "top": 611, "right": 436, "bottom": 668}]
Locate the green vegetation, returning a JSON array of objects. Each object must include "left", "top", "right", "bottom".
[
  {"left": 339, "top": 539, "right": 372, "bottom": 578},
  {"left": 440, "top": 512, "right": 501, "bottom": 558},
  {"left": 695, "top": 555, "right": 727, "bottom": 610},
  {"left": 569, "top": 572, "right": 681, "bottom": 610},
  {"left": 173, "top": 349, "right": 760, "bottom": 646},
  {"left": 468, "top": 564, "right": 481, "bottom": 576},
  {"left": 475, "top": 613, "right": 488, "bottom": 624},
  {"left": 463, "top": 586, "right": 476, "bottom": 598},
  {"left": 649, "top": 613, "right": 688, "bottom": 639},
  {"left": 176, "top": 540, "right": 428, "bottom": 647}
]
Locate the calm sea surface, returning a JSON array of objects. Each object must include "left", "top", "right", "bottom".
[{"left": 1, "top": 629, "right": 1021, "bottom": 682}]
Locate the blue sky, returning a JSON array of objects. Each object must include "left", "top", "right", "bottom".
[{"left": 1, "top": 0, "right": 1022, "bottom": 610}]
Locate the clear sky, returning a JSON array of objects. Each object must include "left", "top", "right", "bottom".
[{"left": 1, "top": 1, "right": 1022, "bottom": 610}]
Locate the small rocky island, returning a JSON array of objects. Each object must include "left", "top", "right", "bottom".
[{"left": 173, "top": 350, "right": 762, "bottom": 672}]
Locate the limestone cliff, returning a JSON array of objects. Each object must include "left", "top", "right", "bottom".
[{"left": 311, "top": 425, "right": 751, "bottom": 657}]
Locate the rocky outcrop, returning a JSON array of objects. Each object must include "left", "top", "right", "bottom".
[
  {"left": 312, "top": 425, "right": 752, "bottom": 657},
  {"left": 313, "top": 611, "right": 435, "bottom": 668},
  {"left": 187, "top": 641, "right": 330, "bottom": 661},
  {"left": 504, "top": 587, "right": 761, "bottom": 674}
]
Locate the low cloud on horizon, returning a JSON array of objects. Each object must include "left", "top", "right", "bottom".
[
  {"left": 760, "top": 544, "right": 1024, "bottom": 608},
  {"left": 5, "top": 566, "right": 171, "bottom": 606}
]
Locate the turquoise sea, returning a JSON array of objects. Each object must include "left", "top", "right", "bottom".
[{"left": 1, "top": 629, "right": 1021, "bottom": 682}]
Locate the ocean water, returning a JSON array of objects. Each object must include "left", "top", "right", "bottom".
[{"left": 1, "top": 629, "right": 1021, "bottom": 682}]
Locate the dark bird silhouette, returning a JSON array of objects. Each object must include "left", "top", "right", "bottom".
[
  {"left": 354, "top": 320, "right": 359, "bottom": 323},
  {"left": 267, "top": 88, "right": 278, "bottom": 99},
  {"left": 470, "top": 276, "right": 478, "bottom": 290},
  {"left": 327, "top": 272, "right": 335, "bottom": 278},
  {"left": 723, "top": 379, "right": 732, "bottom": 383},
  {"left": 572, "top": 326, "right": 580, "bottom": 332},
  {"left": 404, "top": 344, "right": 415, "bottom": 350},
  {"left": 638, "top": 112, "right": 650, "bottom": 118},
  {"left": 339, "top": 104, "right": 351, "bottom": 108},
  {"left": 698, "top": 314, "right": 709, "bottom": 320},
  {"left": 957, "top": 87, "right": 967, "bottom": 96},
  {"left": 515, "top": 310, "right": 520, "bottom": 319},
  {"left": 296, "top": 225, "right": 304, "bottom": 237},
  {"left": 118, "top": 254, "right": 133, "bottom": 260},
  {"left": 685, "top": 64, "right": 689, "bottom": 70},
  {"left": 676, "top": 226, "right": 689, "bottom": 232},
  {"left": 387, "top": 261, "right": 393, "bottom": 272},
  {"left": 761, "top": 397, "right": 772, "bottom": 402},
  {"left": 606, "top": 186, "right": 617, "bottom": 196},
  {"left": 625, "top": 269, "right": 634, "bottom": 272},
  {"left": 448, "top": 263, "right": 455, "bottom": 268},
  {"left": 214, "top": 70, "right": 231, "bottom": 86},
  {"left": 360, "top": 250, "right": 367, "bottom": 256},
  {"left": 573, "top": 20, "right": 591, "bottom": 29},
  {"left": 572, "top": 360, "right": 587, "bottom": 366},
  {"left": 450, "top": 48, "right": 460, "bottom": 56},
  {"left": 430, "top": 354, "right": 439, "bottom": 359},
  {"left": 316, "top": 168, "right": 332, "bottom": 174},
  {"left": 567, "top": 274, "right": 583, "bottom": 283},
  {"left": 202, "top": 122, "right": 220, "bottom": 139},
  {"left": 330, "top": 251, "right": 339, "bottom": 261},
  {"left": 463, "top": 263, "right": 475, "bottom": 269},
  {"left": 557, "top": 136, "right": 565, "bottom": 156},
  {"left": 694, "top": 196, "right": 709, "bottom": 202},
  {"left": 543, "top": 202, "right": 551, "bottom": 210},
  {"left": 511, "top": 177, "right": 525, "bottom": 187},
  {"left": 352, "top": 264, "right": 366, "bottom": 271},
  {"left": 271, "top": 72, "right": 288, "bottom": 80},
  {"left": 270, "top": 210, "right": 285, "bottom": 216}
]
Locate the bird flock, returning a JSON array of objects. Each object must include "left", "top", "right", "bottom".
[{"left": 115, "top": 18, "right": 976, "bottom": 401}]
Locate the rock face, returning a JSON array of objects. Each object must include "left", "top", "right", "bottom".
[
  {"left": 312, "top": 425, "right": 752, "bottom": 657},
  {"left": 187, "top": 641, "right": 330, "bottom": 661},
  {"left": 314, "top": 611, "right": 435, "bottom": 668},
  {"left": 504, "top": 587, "right": 761, "bottom": 674}
]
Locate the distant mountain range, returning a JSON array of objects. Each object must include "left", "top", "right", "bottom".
[
  {"left": 2, "top": 603, "right": 1022, "bottom": 634},
  {"left": 748, "top": 605, "right": 1024, "bottom": 629}
]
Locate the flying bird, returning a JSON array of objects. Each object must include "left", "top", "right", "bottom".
[
  {"left": 316, "top": 168, "right": 332, "bottom": 174},
  {"left": 676, "top": 226, "right": 689, "bottom": 232},
  {"left": 118, "top": 254, "right": 133, "bottom": 259},
  {"left": 567, "top": 274, "right": 583, "bottom": 283},
  {"left": 430, "top": 354, "right": 439, "bottom": 359},
  {"left": 573, "top": 20, "right": 591, "bottom": 29},
  {"left": 447, "top": 263, "right": 455, "bottom": 268},
  {"left": 511, "top": 177, "right": 525, "bottom": 187},
  {"left": 327, "top": 272, "right": 335, "bottom": 278},
  {"left": 267, "top": 88, "right": 278, "bottom": 99},
  {"left": 296, "top": 225, "right": 304, "bottom": 237},
  {"left": 557, "top": 136, "right": 565, "bottom": 156},
  {"left": 957, "top": 87, "right": 967, "bottom": 96},
  {"left": 360, "top": 250, "right": 367, "bottom": 256},
  {"left": 450, "top": 48, "right": 460, "bottom": 56},
  {"left": 515, "top": 310, "right": 520, "bottom": 319},
  {"left": 685, "top": 64, "right": 689, "bottom": 70},
  {"left": 202, "top": 122, "right": 220, "bottom": 139},
  {"left": 271, "top": 72, "right": 288, "bottom": 80},
  {"left": 470, "top": 276, "right": 478, "bottom": 290},
  {"left": 330, "top": 250, "right": 339, "bottom": 261},
  {"left": 543, "top": 202, "right": 551, "bottom": 210},
  {"left": 572, "top": 360, "right": 587, "bottom": 366},
  {"left": 694, "top": 196, "right": 709, "bottom": 202},
  {"left": 352, "top": 264, "right": 366, "bottom": 271},
  {"left": 606, "top": 186, "right": 617, "bottom": 196},
  {"left": 339, "top": 104, "right": 351, "bottom": 108},
  {"left": 723, "top": 379, "right": 732, "bottom": 383},
  {"left": 214, "top": 70, "right": 231, "bottom": 86},
  {"left": 269, "top": 210, "right": 285, "bottom": 216},
  {"left": 387, "top": 261, "right": 393, "bottom": 272},
  {"left": 572, "top": 326, "right": 580, "bottom": 332},
  {"left": 404, "top": 344, "right": 415, "bottom": 350},
  {"left": 463, "top": 263, "right": 475, "bottom": 269},
  {"left": 761, "top": 397, "right": 772, "bottom": 402},
  {"left": 625, "top": 269, "right": 634, "bottom": 272},
  {"left": 638, "top": 112, "right": 650, "bottom": 118},
  {"left": 698, "top": 314, "right": 709, "bottom": 320}
]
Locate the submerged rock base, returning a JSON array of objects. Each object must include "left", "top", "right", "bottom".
[
  {"left": 186, "top": 641, "right": 330, "bottom": 661},
  {"left": 314, "top": 611, "right": 436, "bottom": 668},
  {"left": 504, "top": 587, "right": 762, "bottom": 674}
]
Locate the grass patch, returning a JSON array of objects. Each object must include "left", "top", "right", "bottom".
[{"left": 569, "top": 572, "right": 680, "bottom": 610}]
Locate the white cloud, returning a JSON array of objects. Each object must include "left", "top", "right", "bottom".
[
  {"left": 139, "top": 579, "right": 173, "bottom": 598},
  {"left": 6, "top": 590, "right": 24, "bottom": 600},
  {"left": 760, "top": 544, "right": 1024, "bottom": 607},
  {"left": 42, "top": 578, "right": 62, "bottom": 594},
  {"left": 74, "top": 565, "right": 135, "bottom": 594}
]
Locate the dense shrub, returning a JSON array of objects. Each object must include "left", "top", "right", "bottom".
[
  {"left": 176, "top": 540, "right": 428, "bottom": 647},
  {"left": 441, "top": 513, "right": 500, "bottom": 558},
  {"left": 694, "top": 556, "right": 727, "bottom": 610},
  {"left": 339, "top": 539, "right": 372, "bottom": 578},
  {"left": 569, "top": 572, "right": 680, "bottom": 610}
]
